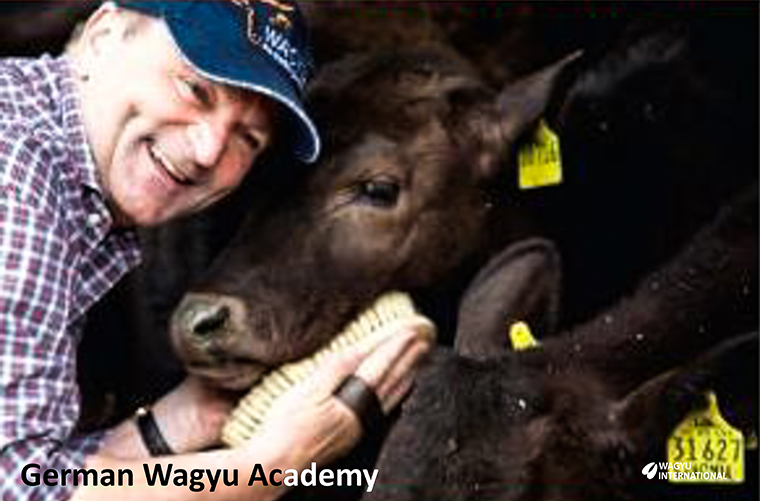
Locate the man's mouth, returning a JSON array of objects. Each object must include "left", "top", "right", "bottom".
[{"left": 148, "top": 143, "right": 196, "bottom": 186}]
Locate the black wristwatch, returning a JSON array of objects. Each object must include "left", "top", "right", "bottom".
[{"left": 135, "top": 406, "right": 175, "bottom": 456}]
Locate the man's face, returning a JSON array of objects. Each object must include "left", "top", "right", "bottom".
[{"left": 78, "top": 7, "right": 276, "bottom": 227}]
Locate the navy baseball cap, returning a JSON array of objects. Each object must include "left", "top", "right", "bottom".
[{"left": 113, "top": 0, "right": 320, "bottom": 163}]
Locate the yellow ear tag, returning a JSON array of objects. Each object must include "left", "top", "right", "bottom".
[
  {"left": 517, "top": 120, "right": 563, "bottom": 190},
  {"left": 666, "top": 392, "right": 744, "bottom": 483},
  {"left": 509, "top": 321, "right": 540, "bottom": 351}
]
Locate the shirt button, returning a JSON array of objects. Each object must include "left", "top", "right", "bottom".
[{"left": 86, "top": 213, "right": 102, "bottom": 227}]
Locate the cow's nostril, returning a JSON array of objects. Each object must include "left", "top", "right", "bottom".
[{"left": 191, "top": 304, "right": 231, "bottom": 337}]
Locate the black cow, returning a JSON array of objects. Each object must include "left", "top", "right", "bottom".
[
  {"left": 169, "top": 43, "right": 575, "bottom": 389},
  {"left": 168, "top": 9, "right": 757, "bottom": 390},
  {"left": 365, "top": 185, "right": 758, "bottom": 501}
]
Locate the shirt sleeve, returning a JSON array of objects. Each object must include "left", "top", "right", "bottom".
[{"left": 0, "top": 193, "right": 104, "bottom": 501}]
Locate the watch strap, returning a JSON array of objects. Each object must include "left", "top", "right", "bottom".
[{"left": 135, "top": 406, "right": 174, "bottom": 456}]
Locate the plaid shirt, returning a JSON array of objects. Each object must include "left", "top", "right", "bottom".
[{"left": 0, "top": 56, "right": 141, "bottom": 501}]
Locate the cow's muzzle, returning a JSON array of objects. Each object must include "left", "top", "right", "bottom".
[{"left": 170, "top": 293, "right": 268, "bottom": 390}]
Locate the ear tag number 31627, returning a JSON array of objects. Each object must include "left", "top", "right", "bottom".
[{"left": 667, "top": 392, "right": 744, "bottom": 483}]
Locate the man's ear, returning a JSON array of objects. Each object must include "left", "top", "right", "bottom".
[{"left": 75, "top": 2, "right": 132, "bottom": 70}]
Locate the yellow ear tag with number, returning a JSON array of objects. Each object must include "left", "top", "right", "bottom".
[
  {"left": 509, "top": 321, "right": 540, "bottom": 351},
  {"left": 517, "top": 120, "right": 563, "bottom": 190},
  {"left": 666, "top": 392, "right": 744, "bottom": 483}
]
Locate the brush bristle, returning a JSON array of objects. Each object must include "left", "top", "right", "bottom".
[{"left": 221, "top": 292, "right": 434, "bottom": 447}]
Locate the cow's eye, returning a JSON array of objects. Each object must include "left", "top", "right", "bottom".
[{"left": 357, "top": 179, "right": 400, "bottom": 207}]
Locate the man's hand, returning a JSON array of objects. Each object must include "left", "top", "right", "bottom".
[{"left": 249, "top": 316, "right": 434, "bottom": 468}]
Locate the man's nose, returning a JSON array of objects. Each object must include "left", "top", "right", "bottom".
[{"left": 188, "top": 119, "right": 230, "bottom": 168}]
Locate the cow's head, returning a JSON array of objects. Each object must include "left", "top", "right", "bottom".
[
  {"left": 364, "top": 188, "right": 758, "bottom": 500},
  {"left": 364, "top": 332, "right": 757, "bottom": 501},
  {"left": 169, "top": 48, "right": 579, "bottom": 389},
  {"left": 363, "top": 233, "right": 758, "bottom": 500}
]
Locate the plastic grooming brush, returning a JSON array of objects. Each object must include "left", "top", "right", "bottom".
[{"left": 221, "top": 291, "right": 435, "bottom": 447}]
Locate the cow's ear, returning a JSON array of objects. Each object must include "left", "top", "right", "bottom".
[
  {"left": 496, "top": 51, "right": 582, "bottom": 141},
  {"left": 454, "top": 238, "right": 562, "bottom": 361},
  {"left": 456, "top": 51, "right": 582, "bottom": 181},
  {"left": 611, "top": 331, "right": 758, "bottom": 457}
]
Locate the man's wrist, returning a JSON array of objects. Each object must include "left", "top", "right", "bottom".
[{"left": 135, "top": 406, "right": 175, "bottom": 456}]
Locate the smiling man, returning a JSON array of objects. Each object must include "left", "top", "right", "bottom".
[
  {"left": 0, "top": 2, "right": 432, "bottom": 500},
  {"left": 75, "top": 1, "right": 307, "bottom": 226}
]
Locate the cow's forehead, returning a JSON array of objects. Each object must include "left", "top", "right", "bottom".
[
  {"left": 308, "top": 48, "right": 484, "bottom": 130},
  {"left": 310, "top": 47, "right": 479, "bottom": 94}
]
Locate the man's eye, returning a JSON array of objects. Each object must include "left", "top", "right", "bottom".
[
  {"left": 178, "top": 77, "right": 211, "bottom": 106},
  {"left": 243, "top": 133, "right": 262, "bottom": 152}
]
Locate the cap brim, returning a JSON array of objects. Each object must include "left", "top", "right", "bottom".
[{"left": 157, "top": 4, "right": 320, "bottom": 163}]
